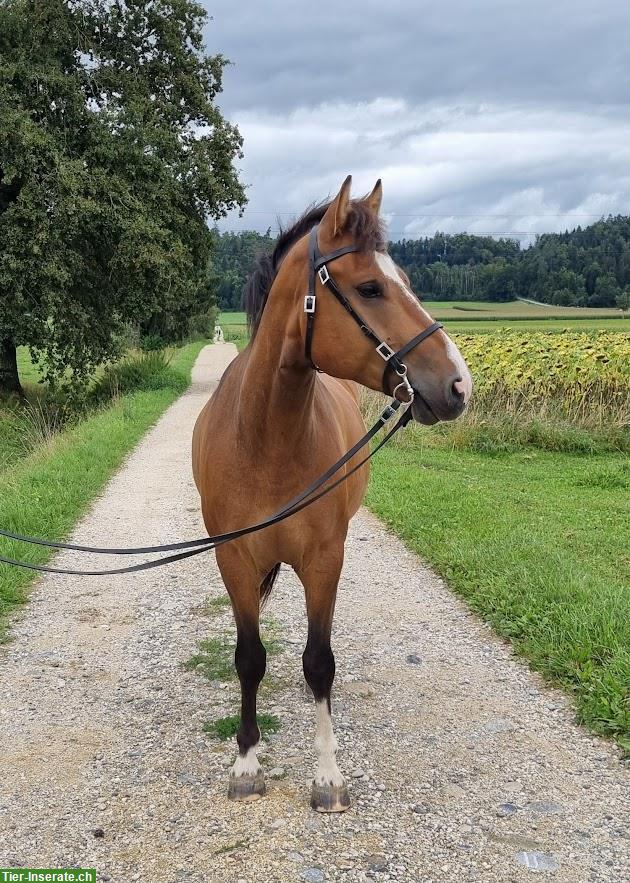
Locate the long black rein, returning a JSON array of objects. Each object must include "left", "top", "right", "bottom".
[
  {"left": 0, "top": 403, "right": 411, "bottom": 575},
  {"left": 0, "top": 223, "right": 442, "bottom": 577}
]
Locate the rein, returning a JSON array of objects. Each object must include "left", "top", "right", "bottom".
[
  {"left": 0, "top": 225, "right": 442, "bottom": 577},
  {"left": 0, "top": 403, "right": 410, "bottom": 576}
]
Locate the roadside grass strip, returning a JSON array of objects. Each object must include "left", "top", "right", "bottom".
[
  {"left": 0, "top": 340, "right": 209, "bottom": 640},
  {"left": 366, "top": 440, "right": 630, "bottom": 753}
]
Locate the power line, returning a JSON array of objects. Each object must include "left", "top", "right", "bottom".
[
  {"left": 217, "top": 209, "right": 623, "bottom": 237},
  {"left": 217, "top": 228, "right": 543, "bottom": 237},
  {"left": 233, "top": 211, "right": 614, "bottom": 219},
  {"left": 387, "top": 231, "right": 540, "bottom": 237}
]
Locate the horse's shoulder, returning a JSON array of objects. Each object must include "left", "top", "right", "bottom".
[
  {"left": 315, "top": 375, "right": 365, "bottom": 443},
  {"left": 319, "top": 374, "right": 360, "bottom": 403}
]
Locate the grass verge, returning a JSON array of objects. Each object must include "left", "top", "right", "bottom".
[
  {"left": 366, "top": 437, "right": 630, "bottom": 753},
  {"left": 0, "top": 339, "right": 209, "bottom": 640}
]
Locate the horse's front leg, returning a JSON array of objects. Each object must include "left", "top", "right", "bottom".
[
  {"left": 216, "top": 549, "right": 267, "bottom": 802},
  {"left": 297, "top": 549, "right": 350, "bottom": 813}
]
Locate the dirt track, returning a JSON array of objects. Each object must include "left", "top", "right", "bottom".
[{"left": 0, "top": 343, "right": 627, "bottom": 883}]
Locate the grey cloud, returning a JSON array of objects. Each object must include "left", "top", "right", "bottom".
[
  {"left": 203, "top": 0, "right": 630, "bottom": 113},
  {"left": 200, "top": 1, "right": 630, "bottom": 238}
]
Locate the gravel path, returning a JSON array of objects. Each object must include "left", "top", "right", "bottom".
[{"left": 0, "top": 343, "right": 627, "bottom": 883}]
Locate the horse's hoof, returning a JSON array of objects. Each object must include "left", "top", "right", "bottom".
[
  {"left": 228, "top": 771, "right": 266, "bottom": 802},
  {"left": 310, "top": 780, "right": 351, "bottom": 813}
]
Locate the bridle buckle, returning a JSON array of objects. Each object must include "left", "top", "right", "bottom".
[
  {"left": 304, "top": 294, "right": 316, "bottom": 314},
  {"left": 318, "top": 265, "right": 330, "bottom": 285},
  {"left": 379, "top": 402, "right": 398, "bottom": 423},
  {"left": 392, "top": 364, "right": 415, "bottom": 404},
  {"left": 376, "top": 341, "right": 394, "bottom": 361}
]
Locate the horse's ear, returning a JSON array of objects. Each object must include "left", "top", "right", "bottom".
[
  {"left": 366, "top": 179, "right": 382, "bottom": 215},
  {"left": 320, "top": 175, "right": 352, "bottom": 240}
]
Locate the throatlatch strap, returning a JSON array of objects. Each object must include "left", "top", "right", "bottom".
[
  {"left": 305, "top": 228, "right": 362, "bottom": 368},
  {"left": 304, "top": 227, "right": 318, "bottom": 367}
]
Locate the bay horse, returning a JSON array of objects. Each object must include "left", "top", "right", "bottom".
[{"left": 192, "top": 176, "right": 472, "bottom": 812}]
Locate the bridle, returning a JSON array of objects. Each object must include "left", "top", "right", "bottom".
[
  {"left": 304, "top": 223, "right": 443, "bottom": 403},
  {"left": 0, "top": 225, "right": 446, "bottom": 577}
]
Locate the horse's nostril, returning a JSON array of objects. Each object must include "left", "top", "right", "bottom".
[{"left": 452, "top": 378, "right": 466, "bottom": 400}]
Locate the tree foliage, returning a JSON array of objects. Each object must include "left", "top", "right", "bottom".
[
  {"left": 209, "top": 228, "right": 275, "bottom": 310},
  {"left": 209, "top": 216, "right": 630, "bottom": 311},
  {"left": 389, "top": 217, "right": 630, "bottom": 305},
  {"left": 0, "top": 0, "right": 245, "bottom": 393}
]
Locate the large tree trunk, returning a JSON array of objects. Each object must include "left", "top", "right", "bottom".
[{"left": 0, "top": 338, "right": 24, "bottom": 398}]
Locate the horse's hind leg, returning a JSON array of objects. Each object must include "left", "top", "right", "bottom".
[
  {"left": 216, "top": 550, "right": 267, "bottom": 802},
  {"left": 297, "top": 549, "right": 350, "bottom": 813}
]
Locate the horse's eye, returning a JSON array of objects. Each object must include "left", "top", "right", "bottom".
[{"left": 357, "top": 282, "right": 382, "bottom": 299}]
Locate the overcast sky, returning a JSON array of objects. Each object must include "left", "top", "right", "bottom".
[{"left": 201, "top": 0, "right": 630, "bottom": 242}]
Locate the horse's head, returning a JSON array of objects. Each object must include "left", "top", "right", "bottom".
[{"left": 302, "top": 176, "right": 472, "bottom": 424}]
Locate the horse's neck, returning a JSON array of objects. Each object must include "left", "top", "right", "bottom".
[{"left": 238, "top": 275, "right": 316, "bottom": 444}]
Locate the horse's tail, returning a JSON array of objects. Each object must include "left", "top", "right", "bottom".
[{"left": 260, "top": 563, "right": 281, "bottom": 610}]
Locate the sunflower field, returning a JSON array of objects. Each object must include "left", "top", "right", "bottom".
[{"left": 452, "top": 330, "right": 630, "bottom": 429}]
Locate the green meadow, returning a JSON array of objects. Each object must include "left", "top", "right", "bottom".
[{"left": 217, "top": 310, "right": 629, "bottom": 752}]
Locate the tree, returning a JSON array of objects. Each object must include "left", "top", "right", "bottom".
[
  {"left": 0, "top": 0, "right": 245, "bottom": 395},
  {"left": 208, "top": 214, "right": 630, "bottom": 312},
  {"left": 208, "top": 228, "right": 276, "bottom": 310},
  {"left": 589, "top": 272, "right": 620, "bottom": 307},
  {"left": 551, "top": 288, "right": 572, "bottom": 306}
]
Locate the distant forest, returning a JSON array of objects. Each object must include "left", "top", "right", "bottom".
[{"left": 210, "top": 216, "right": 630, "bottom": 311}]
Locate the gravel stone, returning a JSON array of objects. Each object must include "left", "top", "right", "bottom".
[
  {"left": 526, "top": 800, "right": 565, "bottom": 815},
  {"left": 0, "top": 344, "right": 628, "bottom": 883},
  {"left": 480, "top": 717, "right": 516, "bottom": 735},
  {"left": 443, "top": 784, "right": 466, "bottom": 800},
  {"left": 515, "top": 851, "right": 559, "bottom": 871},
  {"left": 368, "top": 854, "right": 388, "bottom": 872},
  {"left": 412, "top": 803, "right": 430, "bottom": 815},
  {"left": 496, "top": 802, "right": 519, "bottom": 817}
]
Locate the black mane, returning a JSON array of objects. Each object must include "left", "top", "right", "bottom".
[{"left": 242, "top": 199, "right": 385, "bottom": 336}]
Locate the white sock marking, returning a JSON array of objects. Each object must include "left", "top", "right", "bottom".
[
  {"left": 314, "top": 701, "right": 345, "bottom": 787},
  {"left": 231, "top": 745, "right": 260, "bottom": 778}
]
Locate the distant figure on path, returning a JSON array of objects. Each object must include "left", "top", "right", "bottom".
[{"left": 214, "top": 324, "right": 224, "bottom": 343}]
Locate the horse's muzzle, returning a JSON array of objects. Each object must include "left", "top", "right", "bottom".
[{"left": 410, "top": 393, "right": 439, "bottom": 426}]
